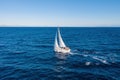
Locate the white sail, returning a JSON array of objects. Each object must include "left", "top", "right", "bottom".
[
  {"left": 54, "top": 32, "right": 59, "bottom": 51},
  {"left": 58, "top": 28, "right": 66, "bottom": 47},
  {"left": 54, "top": 27, "right": 71, "bottom": 53}
]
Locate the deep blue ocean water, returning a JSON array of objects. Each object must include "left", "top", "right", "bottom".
[{"left": 0, "top": 27, "right": 120, "bottom": 80}]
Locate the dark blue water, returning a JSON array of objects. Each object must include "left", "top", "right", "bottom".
[{"left": 0, "top": 27, "right": 120, "bottom": 80}]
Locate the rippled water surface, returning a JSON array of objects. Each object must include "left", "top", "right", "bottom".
[{"left": 0, "top": 27, "right": 120, "bottom": 80}]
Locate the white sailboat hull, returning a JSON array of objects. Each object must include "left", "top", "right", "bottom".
[{"left": 55, "top": 47, "right": 71, "bottom": 53}]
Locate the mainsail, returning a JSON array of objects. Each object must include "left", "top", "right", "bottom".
[
  {"left": 58, "top": 28, "right": 66, "bottom": 47},
  {"left": 54, "top": 32, "right": 59, "bottom": 51}
]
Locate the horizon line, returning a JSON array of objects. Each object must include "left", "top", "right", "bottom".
[{"left": 0, "top": 25, "right": 120, "bottom": 27}]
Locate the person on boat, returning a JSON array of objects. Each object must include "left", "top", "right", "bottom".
[{"left": 61, "top": 47, "right": 70, "bottom": 50}]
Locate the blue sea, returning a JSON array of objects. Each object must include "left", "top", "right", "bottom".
[{"left": 0, "top": 27, "right": 120, "bottom": 80}]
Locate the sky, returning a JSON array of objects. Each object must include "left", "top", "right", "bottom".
[{"left": 0, "top": 0, "right": 120, "bottom": 27}]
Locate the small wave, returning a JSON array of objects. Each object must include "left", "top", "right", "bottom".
[
  {"left": 0, "top": 44, "right": 6, "bottom": 48},
  {"left": 85, "top": 62, "right": 91, "bottom": 66},
  {"left": 73, "top": 49, "right": 102, "bottom": 54},
  {"left": 69, "top": 51, "right": 89, "bottom": 57},
  {"left": 92, "top": 56, "right": 109, "bottom": 64},
  {"left": 70, "top": 50, "right": 110, "bottom": 65},
  {"left": 69, "top": 52, "right": 78, "bottom": 55}
]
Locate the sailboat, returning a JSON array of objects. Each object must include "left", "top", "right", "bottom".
[{"left": 54, "top": 27, "right": 71, "bottom": 53}]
